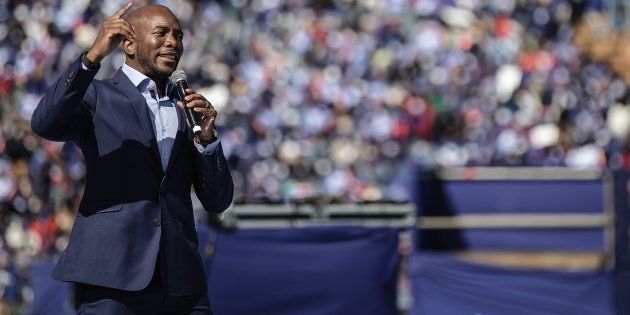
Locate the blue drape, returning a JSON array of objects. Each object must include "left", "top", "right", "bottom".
[
  {"left": 206, "top": 227, "right": 400, "bottom": 315},
  {"left": 27, "top": 261, "right": 72, "bottom": 315},
  {"left": 409, "top": 253, "right": 615, "bottom": 315}
]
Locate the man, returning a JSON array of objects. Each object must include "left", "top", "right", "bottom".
[{"left": 31, "top": 3, "right": 233, "bottom": 314}]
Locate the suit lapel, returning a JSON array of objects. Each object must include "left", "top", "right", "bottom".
[
  {"left": 164, "top": 100, "right": 186, "bottom": 176},
  {"left": 112, "top": 69, "right": 162, "bottom": 173}
]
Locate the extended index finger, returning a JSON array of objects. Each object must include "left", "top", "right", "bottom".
[{"left": 109, "top": 2, "right": 133, "bottom": 20}]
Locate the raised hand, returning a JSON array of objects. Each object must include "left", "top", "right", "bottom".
[{"left": 86, "top": 3, "right": 136, "bottom": 63}]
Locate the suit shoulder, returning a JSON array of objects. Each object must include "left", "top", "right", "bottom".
[
  {"left": 88, "top": 77, "right": 118, "bottom": 95},
  {"left": 92, "top": 77, "right": 114, "bottom": 88},
  {"left": 82, "top": 77, "right": 113, "bottom": 109}
]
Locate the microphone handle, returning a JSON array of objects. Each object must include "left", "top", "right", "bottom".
[{"left": 176, "top": 80, "right": 202, "bottom": 135}]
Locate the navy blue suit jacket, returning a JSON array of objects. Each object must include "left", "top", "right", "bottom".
[{"left": 31, "top": 56, "right": 234, "bottom": 296}]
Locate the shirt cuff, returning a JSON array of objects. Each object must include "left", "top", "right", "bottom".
[
  {"left": 194, "top": 139, "right": 221, "bottom": 155},
  {"left": 80, "top": 62, "right": 97, "bottom": 71}
]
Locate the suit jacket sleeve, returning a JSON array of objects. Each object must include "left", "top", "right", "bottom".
[
  {"left": 192, "top": 141, "right": 234, "bottom": 214},
  {"left": 31, "top": 56, "right": 97, "bottom": 146}
]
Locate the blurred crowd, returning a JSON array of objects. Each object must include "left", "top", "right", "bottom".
[{"left": 0, "top": 0, "right": 629, "bottom": 311}]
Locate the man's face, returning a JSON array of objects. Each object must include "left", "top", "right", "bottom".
[{"left": 133, "top": 9, "right": 183, "bottom": 78}]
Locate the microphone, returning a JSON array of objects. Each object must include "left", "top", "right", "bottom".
[{"left": 170, "top": 70, "right": 202, "bottom": 135}]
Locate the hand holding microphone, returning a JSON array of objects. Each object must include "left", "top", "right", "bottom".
[{"left": 171, "top": 70, "right": 217, "bottom": 145}]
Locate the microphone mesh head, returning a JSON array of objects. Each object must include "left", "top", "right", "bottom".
[{"left": 170, "top": 70, "right": 187, "bottom": 83}]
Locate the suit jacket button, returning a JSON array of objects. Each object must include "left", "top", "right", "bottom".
[
  {"left": 153, "top": 219, "right": 161, "bottom": 226},
  {"left": 159, "top": 184, "right": 166, "bottom": 194},
  {"left": 65, "top": 71, "right": 75, "bottom": 85}
]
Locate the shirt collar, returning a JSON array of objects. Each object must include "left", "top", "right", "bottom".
[{"left": 121, "top": 63, "right": 174, "bottom": 97}]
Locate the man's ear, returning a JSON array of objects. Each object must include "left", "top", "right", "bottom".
[{"left": 122, "top": 39, "right": 135, "bottom": 57}]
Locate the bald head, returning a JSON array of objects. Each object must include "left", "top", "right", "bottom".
[
  {"left": 121, "top": 4, "right": 183, "bottom": 83},
  {"left": 125, "top": 5, "right": 177, "bottom": 32}
]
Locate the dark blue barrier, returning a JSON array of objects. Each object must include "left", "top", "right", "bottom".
[
  {"left": 416, "top": 169, "right": 610, "bottom": 252},
  {"left": 206, "top": 227, "right": 399, "bottom": 315},
  {"left": 409, "top": 253, "right": 615, "bottom": 315},
  {"left": 457, "top": 228, "right": 604, "bottom": 251},
  {"left": 614, "top": 171, "right": 630, "bottom": 315},
  {"left": 27, "top": 260, "right": 72, "bottom": 315},
  {"left": 441, "top": 180, "right": 605, "bottom": 214}
]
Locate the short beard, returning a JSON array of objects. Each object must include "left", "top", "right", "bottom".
[{"left": 137, "top": 53, "right": 173, "bottom": 78}]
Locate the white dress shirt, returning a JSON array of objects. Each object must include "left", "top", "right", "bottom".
[{"left": 120, "top": 63, "right": 220, "bottom": 172}]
